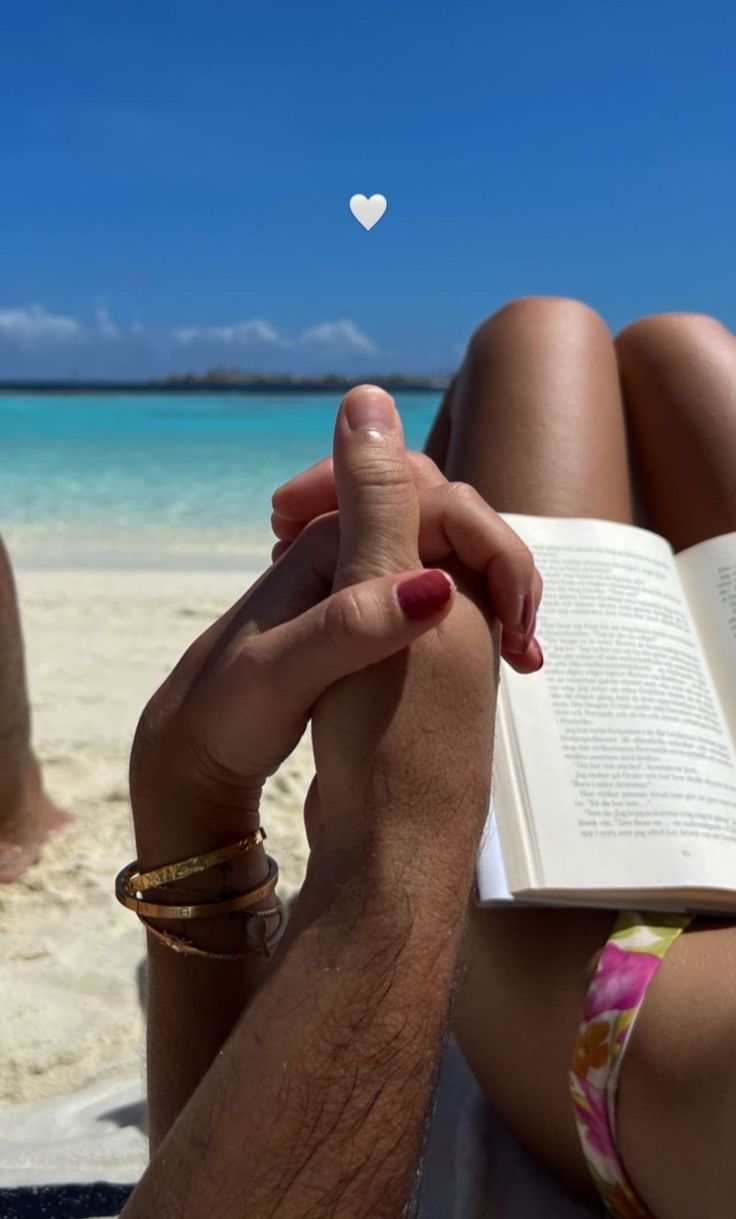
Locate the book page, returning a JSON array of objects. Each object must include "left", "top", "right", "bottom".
[
  {"left": 496, "top": 515, "right": 736, "bottom": 894},
  {"left": 476, "top": 797, "right": 514, "bottom": 903},
  {"left": 676, "top": 531, "right": 736, "bottom": 749}
]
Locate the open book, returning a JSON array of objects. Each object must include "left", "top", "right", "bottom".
[{"left": 476, "top": 515, "right": 736, "bottom": 913}]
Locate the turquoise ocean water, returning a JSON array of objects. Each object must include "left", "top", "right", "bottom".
[{"left": 0, "top": 393, "right": 441, "bottom": 567}]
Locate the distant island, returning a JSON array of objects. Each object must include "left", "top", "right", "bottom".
[{"left": 0, "top": 368, "right": 451, "bottom": 395}]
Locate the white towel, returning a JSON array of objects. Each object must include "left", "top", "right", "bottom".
[
  {"left": 0, "top": 1076, "right": 146, "bottom": 1188},
  {"left": 0, "top": 1041, "right": 603, "bottom": 1217}
]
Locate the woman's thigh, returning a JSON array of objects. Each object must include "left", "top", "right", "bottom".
[
  {"left": 425, "top": 296, "right": 636, "bottom": 1199},
  {"left": 611, "top": 312, "right": 736, "bottom": 1218},
  {"left": 434, "top": 303, "right": 736, "bottom": 1218}
]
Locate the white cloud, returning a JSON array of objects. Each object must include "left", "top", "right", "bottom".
[
  {"left": 95, "top": 307, "right": 121, "bottom": 339},
  {"left": 171, "top": 317, "right": 377, "bottom": 354},
  {"left": 172, "top": 319, "right": 284, "bottom": 346},
  {"left": 298, "top": 319, "right": 376, "bottom": 353},
  {"left": 0, "top": 303, "right": 82, "bottom": 345},
  {"left": 0, "top": 305, "right": 380, "bottom": 362}
]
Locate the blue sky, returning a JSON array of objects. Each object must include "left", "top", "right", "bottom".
[{"left": 1, "top": 0, "right": 734, "bottom": 378}]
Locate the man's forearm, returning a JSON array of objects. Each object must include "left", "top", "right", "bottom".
[{"left": 122, "top": 831, "right": 481, "bottom": 1219}]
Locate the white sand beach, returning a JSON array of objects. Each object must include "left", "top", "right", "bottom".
[
  {"left": 0, "top": 567, "right": 312, "bottom": 1108},
  {"left": 0, "top": 567, "right": 604, "bottom": 1219}
]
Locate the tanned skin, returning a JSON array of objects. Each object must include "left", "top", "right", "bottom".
[{"left": 121, "top": 385, "right": 531, "bottom": 1218}]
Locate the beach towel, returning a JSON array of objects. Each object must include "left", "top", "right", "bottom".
[{"left": 0, "top": 1040, "right": 603, "bottom": 1218}]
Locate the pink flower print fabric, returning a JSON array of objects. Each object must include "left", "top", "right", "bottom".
[{"left": 569, "top": 909, "right": 692, "bottom": 1217}]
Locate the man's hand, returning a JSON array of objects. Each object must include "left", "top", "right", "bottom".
[{"left": 303, "top": 387, "right": 500, "bottom": 875}]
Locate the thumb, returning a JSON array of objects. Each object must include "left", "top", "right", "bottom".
[
  {"left": 251, "top": 566, "right": 455, "bottom": 712},
  {"left": 332, "top": 385, "right": 421, "bottom": 591}
]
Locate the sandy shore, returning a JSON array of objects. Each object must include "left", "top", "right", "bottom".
[{"left": 0, "top": 568, "right": 312, "bottom": 1107}]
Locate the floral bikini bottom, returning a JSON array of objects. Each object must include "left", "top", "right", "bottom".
[{"left": 569, "top": 909, "right": 693, "bottom": 1218}]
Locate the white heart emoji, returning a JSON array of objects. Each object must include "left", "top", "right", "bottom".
[{"left": 349, "top": 194, "right": 387, "bottom": 231}]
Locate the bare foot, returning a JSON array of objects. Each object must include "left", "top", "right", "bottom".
[{"left": 0, "top": 756, "right": 74, "bottom": 884}]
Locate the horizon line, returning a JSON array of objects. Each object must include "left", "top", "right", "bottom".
[{"left": 0, "top": 374, "right": 451, "bottom": 394}]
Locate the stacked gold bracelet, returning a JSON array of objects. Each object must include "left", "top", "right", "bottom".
[{"left": 114, "top": 828, "right": 286, "bottom": 959}]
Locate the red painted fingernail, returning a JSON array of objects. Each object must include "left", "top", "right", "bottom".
[
  {"left": 503, "top": 632, "right": 527, "bottom": 655},
  {"left": 521, "top": 590, "right": 535, "bottom": 637},
  {"left": 396, "top": 570, "right": 454, "bottom": 622}
]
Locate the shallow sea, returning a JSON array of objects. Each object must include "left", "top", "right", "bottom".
[{"left": 0, "top": 393, "right": 441, "bottom": 567}]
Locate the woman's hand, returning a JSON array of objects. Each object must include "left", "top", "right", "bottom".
[
  {"left": 130, "top": 385, "right": 542, "bottom": 864},
  {"left": 271, "top": 446, "right": 544, "bottom": 673}
]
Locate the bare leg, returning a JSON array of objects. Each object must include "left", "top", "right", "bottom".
[
  {"left": 424, "top": 296, "right": 634, "bottom": 1200},
  {"left": 611, "top": 312, "right": 736, "bottom": 1218},
  {"left": 0, "top": 537, "right": 70, "bottom": 881},
  {"left": 617, "top": 312, "right": 736, "bottom": 550},
  {"left": 429, "top": 301, "right": 736, "bottom": 1219},
  {"left": 423, "top": 375, "right": 455, "bottom": 469}
]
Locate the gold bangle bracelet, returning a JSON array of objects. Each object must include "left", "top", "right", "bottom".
[
  {"left": 115, "top": 856, "right": 279, "bottom": 920},
  {"left": 141, "top": 901, "right": 286, "bottom": 959},
  {"left": 125, "top": 828, "right": 266, "bottom": 893}
]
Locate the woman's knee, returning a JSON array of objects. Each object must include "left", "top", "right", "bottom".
[
  {"left": 467, "top": 296, "right": 610, "bottom": 363},
  {"left": 616, "top": 311, "right": 733, "bottom": 370}
]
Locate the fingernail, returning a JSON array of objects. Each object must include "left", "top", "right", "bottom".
[
  {"left": 520, "top": 590, "right": 535, "bottom": 637},
  {"left": 344, "top": 387, "right": 396, "bottom": 435},
  {"left": 530, "top": 638, "right": 544, "bottom": 669},
  {"left": 396, "top": 569, "right": 454, "bottom": 622},
  {"left": 503, "top": 633, "right": 526, "bottom": 655}
]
